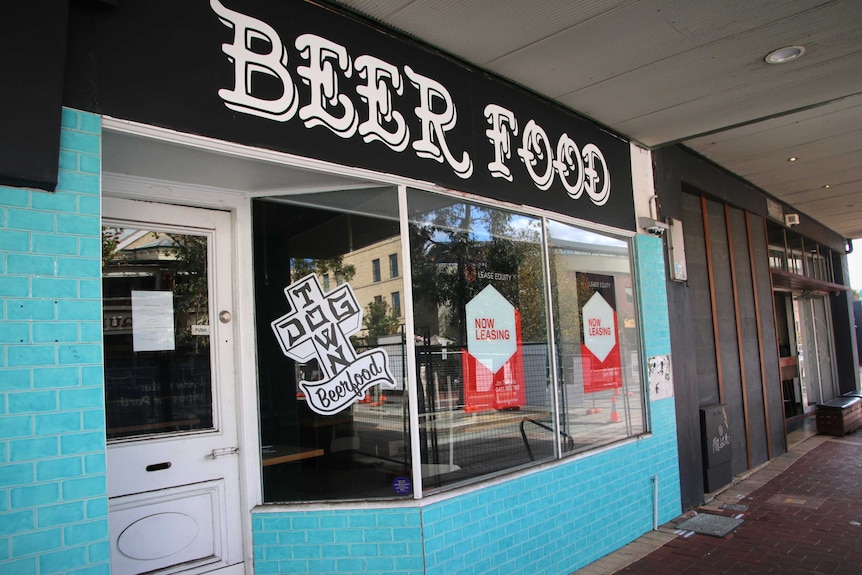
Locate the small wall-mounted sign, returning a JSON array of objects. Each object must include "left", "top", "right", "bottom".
[
  {"left": 667, "top": 218, "right": 687, "bottom": 282},
  {"left": 766, "top": 197, "right": 784, "bottom": 222},
  {"left": 648, "top": 354, "right": 673, "bottom": 401},
  {"left": 191, "top": 325, "right": 210, "bottom": 336}
]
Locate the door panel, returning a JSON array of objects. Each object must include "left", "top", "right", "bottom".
[
  {"left": 102, "top": 198, "right": 243, "bottom": 575},
  {"left": 109, "top": 480, "right": 229, "bottom": 574},
  {"left": 812, "top": 296, "right": 837, "bottom": 402}
]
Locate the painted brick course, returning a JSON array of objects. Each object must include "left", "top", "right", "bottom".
[
  {"left": 253, "top": 509, "right": 424, "bottom": 575},
  {"left": 251, "top": 234, "right": 680, "bottom": 575},
  {"left": 0, "top": 108, "right": 108, "bottom": 575}
]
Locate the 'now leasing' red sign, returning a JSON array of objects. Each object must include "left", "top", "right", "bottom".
[
  {"left": 577, "top": 272, "right": 622, "bottom": 394},
  {"left": 462, "top": 285, "right": 526, "bottom": 412}
]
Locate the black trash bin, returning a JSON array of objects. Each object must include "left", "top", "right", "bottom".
[{"left": 700, "top": 404, "right": 732, "bottom": 493}]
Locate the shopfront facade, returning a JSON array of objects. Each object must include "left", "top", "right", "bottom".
[{"left": 1, "top": 2, "right": 680, "bottom": 574}]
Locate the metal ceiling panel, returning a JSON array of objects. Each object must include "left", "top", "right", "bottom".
[
  {"left": 487, "top": 0, "right": 826, "bottom": 101},
  {"left": 685, "top": 98, "right": 862, "bottom": 163},
  {"left": 335, "top": 0, "right": 631, "bottom": 66},
  {"left": 571, "top": 7, "right": 862, "bottom": 141}
]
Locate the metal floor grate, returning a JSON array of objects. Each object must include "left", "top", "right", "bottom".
[{"left": 675, "top": 513, "right": 743, "bottom": 537}]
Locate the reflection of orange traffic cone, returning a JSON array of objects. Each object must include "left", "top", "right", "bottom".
[{"left": 609, "top": 396, "right": 621, "bottom": 423}]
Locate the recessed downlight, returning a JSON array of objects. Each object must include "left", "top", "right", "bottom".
[
  {"left": 787, "top": 156, "right": 798, "bottom": 162},
  {"left": 765, "top": 45, "right": 806, "bottom": 64}
]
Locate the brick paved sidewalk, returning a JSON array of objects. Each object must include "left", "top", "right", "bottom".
[{"left": 576, "top": 433, "right": 862, "bottom": 574}]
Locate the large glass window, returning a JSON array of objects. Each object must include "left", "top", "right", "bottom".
[
  {"left": 407, "top": 189, "right": 554, "bottom": 489},
  {"left": 547, "top": 220, "right": 645, "bottom": 451},
  {"left": 253, "top": 188, "right": 411, "bottom": 502},
  {"left": 253, "top": 185, "right": 647, "bottom": 501}
]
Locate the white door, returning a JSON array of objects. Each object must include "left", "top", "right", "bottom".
[{"left": 102, "top": 198, "right": 244, "bottom": 575}]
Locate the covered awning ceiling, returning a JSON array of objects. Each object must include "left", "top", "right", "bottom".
[{"left": 330, "top": 0, "right": 862, "bottom": 240}]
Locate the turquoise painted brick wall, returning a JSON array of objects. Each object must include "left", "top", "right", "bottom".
[
  {"left": 0, "top": 109, "right": 109, "bottom": 575},
  {"left": 633, "top": 234, "right": 671, "bottom": 359},
  {"left": 251, "top": 233, "right": 680, "bottom": 575},
  {"left": 634, "top": 233, "right": 680, "bottom": 519},
  {"left": 252, "top": 508, "right": 424, "bottom": 575}
]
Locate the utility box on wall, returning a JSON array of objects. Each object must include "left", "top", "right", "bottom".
[{"left": 700, "top": 404, "right": 732, "bottom": 493}]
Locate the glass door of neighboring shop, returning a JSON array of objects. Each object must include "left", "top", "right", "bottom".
[
  {"left": 775, "top": 293, "right": 803, "bottom": 417},
  {"left": 795, "top": 294, "right": 838, "bottom": 407},
  {"left": 102, "top": 198, "right": 244, "bottom": 575},
  {"left": 775, "top": 290, "right": 838, "bottom": 418}
]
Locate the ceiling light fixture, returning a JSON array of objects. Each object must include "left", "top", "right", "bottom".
[
  {"left": 823, "top": 184, "right": 831, "bottom": 188},
  {"left": 787, "top": 156, "right": 798, "bottom": 162},
  {"left": 764, "top": 45, "right": 806, "bottom": 64}
]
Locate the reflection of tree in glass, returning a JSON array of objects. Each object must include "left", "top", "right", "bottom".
[
  {"left": 361, "top": 299, "right": 401, "bottom": 344},
  {"left": 101, "top": 227, "right": 123, "bottom": 265},
  {"left": 168, "top": 235, "right": 209, "bottom": 350},
  {"left": 289, "top": 256, "right": 355, "bottom": 285},
  {"left": 410, "top": 203, "right": 546, "bottom": 344},
  {"left": 549, "top": 253, "right": 581, "bottom": 346},
  {"left": 101, "top": 227, "right": 212, "bottom": 351}
]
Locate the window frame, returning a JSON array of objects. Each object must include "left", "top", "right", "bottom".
[
  {"left": 389, "top": 253, "right": 399, "bottom": 278},
  {"left": 372, "top": 258, "right": 382, "bottom": 282},
  {"left": 402, "top": 187, "right": 648, "bottom": 496},
  {"left": 391, "top": 290, "right": 401, "bottom": 317},
  {"left": 251, "top": 184, "right": 647, "bottom": 502}
]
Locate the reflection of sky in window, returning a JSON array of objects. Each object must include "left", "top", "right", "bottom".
[
  {"left": 419, "top": 206, "right": 541, "bottom": 244},
  {"left": 547, "top": 220, "right": 625, "bottom": 248}
]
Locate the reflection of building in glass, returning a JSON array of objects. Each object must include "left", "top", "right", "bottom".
[{"left": 341, "top": 235, "right": 403, "bottom": 334}]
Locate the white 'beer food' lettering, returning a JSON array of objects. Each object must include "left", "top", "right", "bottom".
[{"left": 211, "top": 0, "right": 610, "bottom": 204}]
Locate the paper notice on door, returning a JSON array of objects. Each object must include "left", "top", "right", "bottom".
[{"left": 131, "top": 290, "right": 176, "bottom": 352}]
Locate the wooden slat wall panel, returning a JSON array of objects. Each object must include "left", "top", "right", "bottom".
[
  {"left": 746, "top": 212, "right": 773, "bottom": 460},
  {"left": 725, "top": 205, "right": 753, "bottom": 469},
  {"left": 729, "top": 208, "right": 770, "bottom": 466},
  {"left": 705, "top": 198, "right": 748, "bottom": 476},
  {"left": 682, "top": 194, "right": 720, "bottom": 406}
]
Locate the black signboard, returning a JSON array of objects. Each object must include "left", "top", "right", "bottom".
[
  {"left": 0, "top": 1, "right": 69, "bottom": 191},
  {"left": 64, "top": 0, "right": 635, "bottom": 231},
  {"left": 700, "top": 404, "right": 732, "bottom": 492}
]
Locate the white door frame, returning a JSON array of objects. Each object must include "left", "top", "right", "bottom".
[
  {"left": 101, "top": 197, "right": 247, "bottom": 574},
  {"left": 102, "top": 161, "right": 260, "bottom": 574}
]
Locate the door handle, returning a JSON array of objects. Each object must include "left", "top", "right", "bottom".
[
  {"left": 146, "top": 462, "right": 172, "bottom": 472},
  {"left": 209, "top": 447, "right": 239, "bottom": 459}
]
